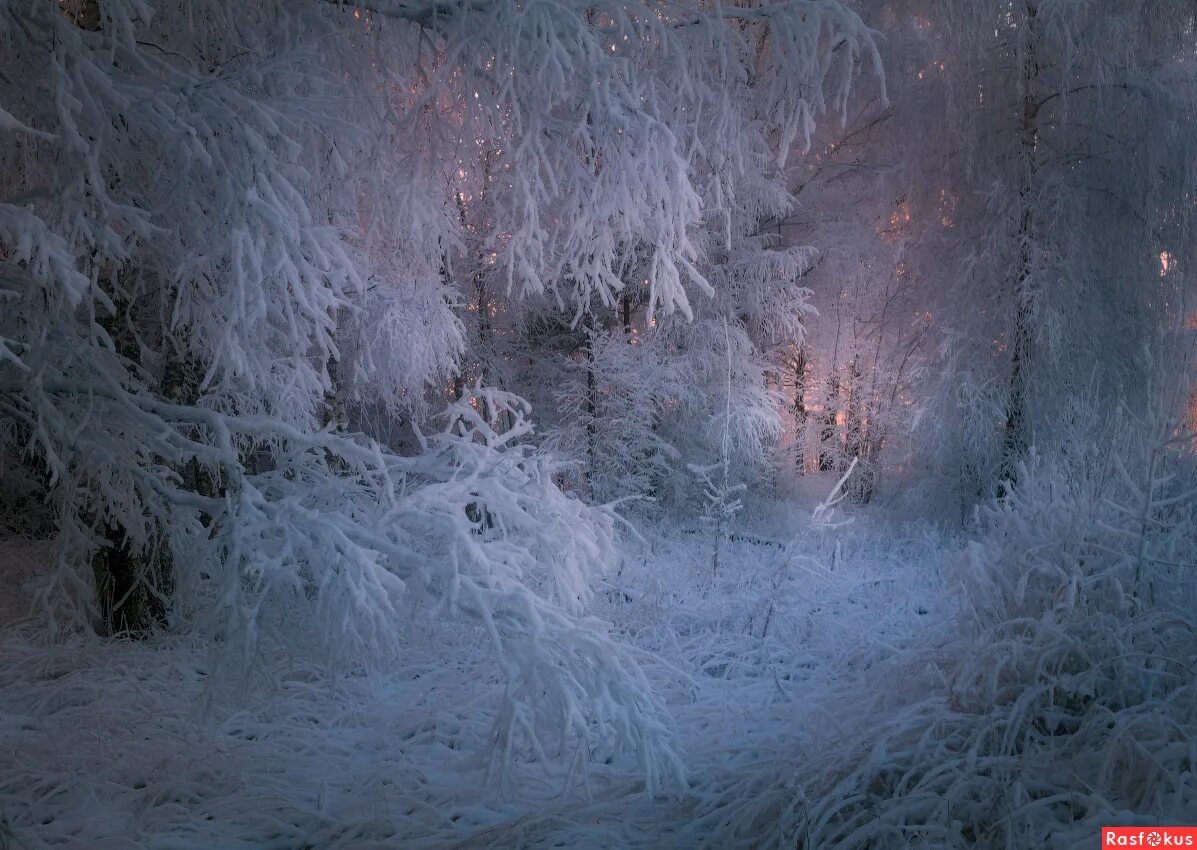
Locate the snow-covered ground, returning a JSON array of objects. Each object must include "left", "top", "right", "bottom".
[
  {"left": 3, "top": 478, "right": 1194, "bottom": 849},
  {"left": 0, "top": 495, "right": 955, "bottom": 849}
]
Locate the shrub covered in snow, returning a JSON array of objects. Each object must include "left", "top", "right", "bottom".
[{"left": 697, "top": 433, "right": 1197, "bottom": 848}]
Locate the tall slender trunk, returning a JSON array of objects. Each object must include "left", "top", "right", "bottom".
[
  {"left": 844, "top": 355, "right": 863, "bottom": 463},
  {"left": 793, "top": 346, "right": 808, "bottom": 472},
  {"left": 818, "top": 372, "right": 840, "bottom": 472},
  {"left": 843, "top": 356, "right": 876, "bottom": 502},
  {"left": 322, "top": 307, "right": 348, "bottom": 434},
  {"left": 584, "top": 319, "right": 599, "bottom": 478},
  {"left": 1000, "top": 1, "right": 1041, "bottom": 491}
]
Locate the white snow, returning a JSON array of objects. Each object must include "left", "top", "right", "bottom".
[{"left": 0, "top": 498, "right": 952, "bottom": 848}]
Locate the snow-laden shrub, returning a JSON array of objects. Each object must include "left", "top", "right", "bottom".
[
  {"left": 698, "top": 433, "right": 1197, "bottom": 848},
  {"left": 32, "top": 385, "right": 680, "bottom": 788},
  {"left": 552, "top": 326, "right": 684, "bottom": 511}
]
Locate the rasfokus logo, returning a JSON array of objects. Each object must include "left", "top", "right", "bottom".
[{"left": 1103, "top": 827, "right": 1197, "bottom": 847}]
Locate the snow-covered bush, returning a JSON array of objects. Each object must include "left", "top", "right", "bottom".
[
  {"left": 203, "top": 388, "right": 683, "bottom": 789},
  {"left": 699, "top": 414, "right": 1197, "bottom": 848},
  {"left": 16, "top": 375, "right": 684, "bottom": 784},
  {"left": 552, "top": 326, "right": 685, "bottom": 510},
  {"left": 544, "top": 264, "right": 807, "bottom": 518}
]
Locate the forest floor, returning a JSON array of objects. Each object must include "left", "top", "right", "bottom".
[{"left": 1, "top": 481, "right": 1185, "bottom": 848}]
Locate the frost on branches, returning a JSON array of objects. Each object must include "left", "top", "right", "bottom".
[{"left": 0, "top": 0, "right": 878, "bottom": 785}]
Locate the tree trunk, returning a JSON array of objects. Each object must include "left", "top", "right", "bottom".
[
  {"left": 843, "top": 356, "right": 874, "bottom": 503},
  {"left": 90, "top": 271, "right": 173, "bottom": 636},
  {"left": 322, "top": 308, "right": 349, "bottom": 434},
  {"left": 93, "top": 530, "right": 172, "bottom": 636},
  {"left": 1000, "top": 1, "right": 1041, "bottom": 492},
  {"left": 584, "top": 324, "right": 598, "bottom": 480},
  {"left": 793, "top": 346, "right": 808, "bottom": 472},
  {"left": 844, "top": 356, "right": 863, "bottom": 465},
  {"left": 818, "top": 373, "right": 839, "bottom": 472}
]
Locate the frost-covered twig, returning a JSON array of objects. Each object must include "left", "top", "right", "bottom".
[{"left": 811, "top": 457, "right": 857, "bottom": 530}]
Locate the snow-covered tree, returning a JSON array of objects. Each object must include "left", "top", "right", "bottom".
[
  {"left": 0, "top": 0, "right": 880, "bottom": 783},
  {"left": 891, "top": 0, "right": 1197, "bottom": 503},
  {"left": 781, "top": 0, "right": 1197, "bottom": 512}
]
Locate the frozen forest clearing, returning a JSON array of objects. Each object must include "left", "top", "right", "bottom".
[
  {"left": 4, "top": 475, "right": 1196, "bottom": 848},
  {"left": 1, "top": 501, "right": 954, "bottom": 848},
  {"left": 3, "top": 0, "right": 1197, "bottom": 846}
]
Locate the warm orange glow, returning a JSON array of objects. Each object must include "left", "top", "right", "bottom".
[
  {"left": 1160, "top": 250, "right": 1174, "bottom": 278},
  {"left": 881, "top": 202, "right": 913, "bottom": 243},
  {"left": 889, "top": 202, "right": 912, "bottom": 228},
  {"left": 917, "top": 61, "right": 946, "bottom": 80}
]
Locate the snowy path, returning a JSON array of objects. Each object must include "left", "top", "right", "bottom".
[{"left": 0, "top": 514, "right": 952, "bottom": 849}]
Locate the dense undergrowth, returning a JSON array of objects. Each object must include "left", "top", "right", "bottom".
[
  {"left": 1, "top": 453, "right": 1194, "bottom": 848},
  {"left": 693, "top": 453, "right": 1197, "bottom": 849}
]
